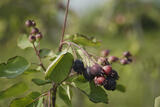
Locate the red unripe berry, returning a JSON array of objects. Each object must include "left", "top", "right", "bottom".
[
  {"left": 103, "top": 65, "right": 112, "bottom": 75},
  {"left": 29, "top": 35, "right": 36, "bottom": 43},
  {"left": 108, "top": 56, "right": 119, "bottom": 63},
  {"left": 31, "top": 28, "right": 39, "bottom": 34},
  {"left": 94, "top": 76, "right": 105, "bottom": 85},
  {"left": 90, "top": 64, "right": 102, "bottom": 76},
  {"left": 123, "top": 51, "right": 132, "bottom": 58},
  {"left": 25, "top": 20, "right": 32, "bottom": 27},
  {"left": 101, "top": 50, "right": 110, "bottom": 57},
  {"left": 120, "top": 59, "right": 128, "bottom": 65},
  {"left": 36, "top": 32, "right": 43, "bottom": 41}
]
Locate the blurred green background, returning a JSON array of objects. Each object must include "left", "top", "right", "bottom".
[{"left": 0, "top": 0, "right": 160, "bottom": 107}]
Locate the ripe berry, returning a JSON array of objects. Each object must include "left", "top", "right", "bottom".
[
  {"left": 123, "top": 51, "right": 132, "bottom": 58},
  {"left": 90, "top": 64, "right": 102, "bottom": 76},
  {"left": 31, "top": 28, "right": 39, "bottom": 34},
  {"left": 28, "top": 35, "right": 36, "bottom": 43},
  {"left": 103, "top": 65, "right": 112, "bottom": 75},
  {"left": 36, "top": 32, "right": 43, "bottom": 41},
  {"left": 120, "top": 59, "right": 128, "bottom": 65},
  {"left": 101, "top": 50, "right": 110, "bottom": 57},
  {"left": 25, "top": 20, "right": 32, "bottom": 27},
  {"left": 31, "top": 20, "right": 36, "bottom": 26},
  {"left": 103, "top": 77, "right": 116, "bottom": 91},
  {"left": 94, "top": 76, "right": 105, "bottom": 85},
  {"left": 72, "top": 60, "right": 85, "bottom": 74},
  {"left": 108, "top": 70, "right": 119, "bottom": 80},
  {"left": 108, "top": 56, "right": 119, "bottom": 63},
  {"left": 98, "top": 57, "right": 109, "bottom": 66},
  {"left": 83, "top": 67, "right": 94, "bottom": 81}
]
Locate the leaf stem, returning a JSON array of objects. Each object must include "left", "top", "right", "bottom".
[
  {"left": 58, "top": 0, "right": 70, "bottom": 52},
  {"left": 32, "top": 43, "right": 46, "bottom": 71}
]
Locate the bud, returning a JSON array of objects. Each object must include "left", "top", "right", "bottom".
[
  {"left": 31, "top": 20, "right": 36, "bottom": 26},
  {"left": 108, "top": 56, "right": 119, "bottom": 63},
  {"left": 25, "top": 20, "right": 32, "bottom": 27},
  {"left": 123, "top": 51, "right": 132, "bottom": 58},
  {"left": 98, "top": 57, "right": 109, "bottom": 66},
  {"left": 120, "top": 59, "right": 128, "bottom": 65},
  {"left": 36, "top": 32, "right": 43, "bottom": 41},
  {"left": 28, "top": 35, "right": 36, "bottom": 43},
  {"left": 101, "top": 50, "right": 110, "bottom": 57},
  {"left": 31, "top": 28, "right": 39, "bottom": 34}
]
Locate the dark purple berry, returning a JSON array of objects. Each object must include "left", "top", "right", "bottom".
[
  {"left": 127, "top": 58, "right": 132, "bottom": 63},
  {"left": 36, "top": 32, "right": 43, "bottom": 41},
  {"left": 107, "top": 70, "right": 119, "bottom": 80},
  {"left": 108, "top": 56, "right": 119, "bottom": 63},
  {"left": 83, "top": 67, "right": 94, "bottom": 81},
  {"left": 28, "top": 35, "right": 36, "bottom": 43},
  {"left": 90, "top": 64, "right": 103, "bottom": 76},
  {"left": 101, "top": 50, "right": 110, "bottom": 57},
  {"left": 94, "top": 76, "right": 105, "bottom": 85},
  {"left": 72, "top": 60, "right": 85, "bottom": 74},
  {"left": 31, "top": 28, "right": 39, "bottom": 34},
  {"left": 123, "top": 51, "right": 132, "bottom": 58},
  {"left": 25, "top": 20, "right": 32, "bottom": 27},
  {"left": 120, "top": 59, "right": 128, "bottom": 65},
  {"left": 103, "top": 77, "right": 116, "bottom": 91},
  {"left": 31, "top": 20, "right": 36, "bottom": 26},
  {"left": 98, "top": 57, "right": 109, "bottom": 66}
]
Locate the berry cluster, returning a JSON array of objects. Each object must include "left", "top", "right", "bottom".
[
  {"left": 25, "top": 20, "right": 43, "bottom": 43},
  {"left": 72, "top": 50, "right": 133, "bottom": 91}
]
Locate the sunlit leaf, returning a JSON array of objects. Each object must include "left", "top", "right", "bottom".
[
  {"left": 10, "top": 92, "right": 41, "bottom": 107},
  {"left": 32, "top": 78, "right": 51, "bottom": 86},
  {"left": 45, "top": 52, "right": 74, "bottom": 83},
  {"left": 17, "top": 34, "right": 33, "bottom": 49},
  {"left": 155, "top": 96, "right": 160, "bottom": 107},
  {"left": 0, "top": 82, "right": 28, "bottom": 99},
  {"left": 0, "top": 56, "right": 30, "bottom": 78},
  {"left": 73, "top": 34, "right": 101, "bottom": 47}
]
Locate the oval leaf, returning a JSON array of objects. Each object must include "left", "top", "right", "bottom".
[
  {"left": 0, "top": 82, "right": 28, "bottom": 99},
  {"left": 73, "top": 34, "right": 101, "bottom": 47},
  {"left": 73, "top": 76, "right": 108, "bottom": 104},
  {"left": 58, "top": 85, "right": 72, "bottom": 106},
  {"left": 10, "top": 92, "right": 41, "bottom": 107},
  {"left": 116, "top": 84, "right": 126, "bottom": 93},
  {"left": 45, "top": 52, "right": 74, "bottom": 83},
  {"left": 32, "top": 78, "right": 51, "bottom": 86},
  {"left": 0, "top": 56, "right": 30, "bottom": 78},
  {"left": 39, "top": 48, "right": 54, "bottom": 58}
]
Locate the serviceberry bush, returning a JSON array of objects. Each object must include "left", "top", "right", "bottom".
[{"left": 0, "top": 0, "right": 133, "bottom": 107}]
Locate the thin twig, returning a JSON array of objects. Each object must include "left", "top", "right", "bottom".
[
  {"left": 32, "top": 43, "right": 46, "bottom": 71},
  {"left": 59, "top": 0, "right": 70, "bottom": 52}
]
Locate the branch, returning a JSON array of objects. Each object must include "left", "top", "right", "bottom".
[
  {"left": 58, "top": 0, "right": 70, "bottom": 52},
  {"left": 32, "top": 43, "right": 46, "bottom": 71}
]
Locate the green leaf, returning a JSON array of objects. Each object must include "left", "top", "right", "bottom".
[
  {"left": 155, "top": 96, "right": 160, "bottom": 107},
  {"left": 10, "top": 92, "right": 41, "bottom": 107},
  {"left": 23, "top": 69, "right": 41, "bottom": 74},
  {"left": 0, "top": 82, "right": 28, "bottom": 99},
  {"left": 88, "top": 82, "right": 108, "bottom": 104},
  {"left": 32, "top": 78, "right": 51, "bottom": 86},
  {"left": 72, "top": 34, "right": 101, "bottom": 47},
  {"left": 39, "top": 48, "right": 55, "bottom": 58},
  {"left": 0, "top": 56, "right": 30, "bottom": 78},
  {"left": 116, "top": 84, "right": 126, "bottom": 93},
  {"left": 17, "top": 34, "right": 33, "bottom": 49},
  {"left": 58, "top": 85, "right": 72, "bottom": 106},
  {"left": 72, "top": 76, "right": 91, "bottom": 95},
  {"left": 73, "top": 76, "right": 108, "bottom": 104},
  {"left": 45, "top": 52, "right": 74, "bottom": 83}
]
